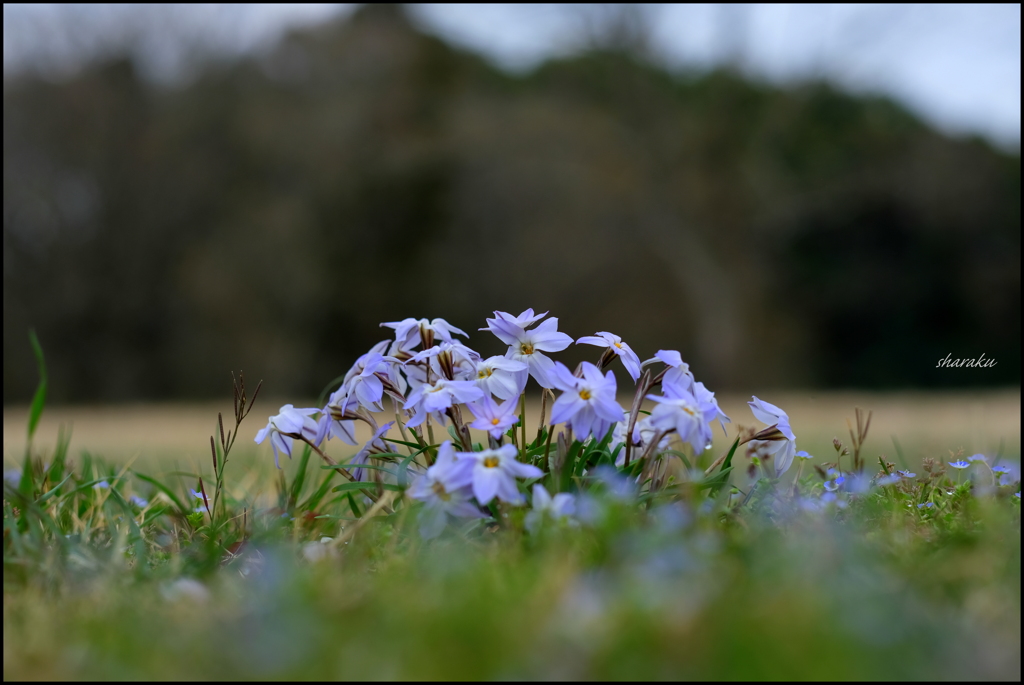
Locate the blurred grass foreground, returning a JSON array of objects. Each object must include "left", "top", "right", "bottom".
[{"left": 4, "top": 319, "right": 1021, "bottom": 680}]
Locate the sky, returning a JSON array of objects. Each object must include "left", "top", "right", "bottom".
[{"left": 3, "top": 3, "right": 1020, "bottom": 149}]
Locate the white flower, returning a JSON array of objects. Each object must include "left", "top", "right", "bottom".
[
  {"left": 747, "top": 396, "right": 798, "bottom": 477},
  {"left": 648, "top": 389, "right": 712, "bottom": 454},
  {"left": 408, "top": 442, "right": 487, "bottom": 538},
  {"left": 449, "top": 444, "right": 543, "bottom": 506},
  {"left": 576, "top": 331, "right": 642, "bottom": 381},
  {"left": 382, "top": 317, "right": 467, "bottom": 352},
  {"left": 645, "top": 349, "right": 695, "bottom": 394},
  {"left": 525, "top": 484, "right": 576, "bottom": 533},
  {"left": 472, "top": 355, "right": 528, "bottom": 400},
  {"left": 483, "top": 312, "right": 573, "bottom": 389},
  {"left": 404, "top": 378, "right": 484, "bottom": 428},
  {"left": 549, "top": 362, "right": 626, "bottom": 441},
  {"left": 254, "top": 404, "right": 320, "bottom": 468}
]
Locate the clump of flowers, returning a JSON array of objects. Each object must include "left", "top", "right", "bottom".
[{"left": 254, "top": 308, "right": 1018, "bottom": 539}]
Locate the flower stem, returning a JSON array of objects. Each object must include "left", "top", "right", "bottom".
[
  {"left": 542, "top": 422, "right": 556, "bottom": 473},
  {"left": 519, "top": 392, "right": 527, "bottom": 454}
]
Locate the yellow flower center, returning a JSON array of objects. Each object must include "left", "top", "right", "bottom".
[
  {"left": 683, "top": 406, "right": 695, "bottom": 416},
  {"left": 520, "top": 343, "right": 534, "bottom": 355},
  {"left": 614, "top": 342, "right": 622, "bottom": 349},
  {"left": 483, "top": 456, "right": 500, "bottom": 468},
  {"left": 431, "top": 481, "right": 451, "bottom": 501},
  {"left": 478, "top": 368, "right": 493, "bottom": 379},
  {"left": 579, "top": 389, "right": 592, "bottom": 400},
  {"left": 491, "top": 418, "right": 501, "bottom": 425}
]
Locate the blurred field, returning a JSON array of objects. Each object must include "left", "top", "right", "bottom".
[
  {"left": 5, "top": 390, "right": 1020, "bottom": 470},
  {"left": 4, "top": 388, "right": 1021, "bottom": 680}
]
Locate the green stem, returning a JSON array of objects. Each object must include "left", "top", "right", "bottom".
[
  {"left": 542, "top": 422, "right": 556, "bottom": 472},
  {"left": 519, "top": 393, "right": 528, "bottom": 454}
]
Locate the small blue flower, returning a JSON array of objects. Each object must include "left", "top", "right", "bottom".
[
  {"left": 949, "top": 460, "right": 970, "bottom": 470},
  {"left": 191, "top": 489, "right": 208, "bottom": 513},
  {"left": 917, "top": 502, "right": 934, "bottom": 509},
  {"left": 991, "top": 465, "right": 1012, "bottom": 474},
  {"left": 967, "top": 453, "right": 987, "bottom": 463},
  {"left": 896, "top": 470, "right": 916, "bottom": 478},
  {"left": 129, "top": 495, "right": 149, "bottom": 507},
  {"left": 824, "top": 475, "right": 845, "bottom": 492},
  {"left": 795, "top": 450, "right": 813, "bottom": 460},
  {"left": 876, "top": 474, "right": 901, "bottom": 486},
  {"left": 93, "top": 480, "right": 110, "bottom": 489}
]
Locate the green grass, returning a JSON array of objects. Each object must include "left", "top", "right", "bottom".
[
  {"left": 4, "top": 423, "right": 1020, "bottom": 680},
  {"left": 3, "top": 347, "right": 1020, "bottom": 679}
]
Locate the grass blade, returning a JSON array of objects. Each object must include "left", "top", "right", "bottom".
[{"left": 26, "top": 329, "right": 48, "bottom": 443}]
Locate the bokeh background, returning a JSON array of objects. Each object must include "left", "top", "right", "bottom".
[{"left": 3, "top": 3, "right": 1020, "bottom": 406}]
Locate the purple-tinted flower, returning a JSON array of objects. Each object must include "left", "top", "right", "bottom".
[
  {"left": 611, "top": 416, "right": 669, "bottom": 466},
  {"left": 342, "top": 340, "right": 391, "bottom": 384},
  {"left": 645, "top": 350, "right": 695, "bottom": 394},
  {"left": 994, "top": 463, "right": 1019, "bottom": 486},
  {"left": 918, "top": 502, "right": 934, "bottom": 509},
  {"left": 949, "top": 460, "right": 970, "bottom": 469},
  {"left": 525, "top": 484, "right": 576, "bottom": 533},
  {"left": 876, "top": 474, "right": 901, "bottom": 486},
  {"left": 823, "top": 468, "right": 842, "bottom": 489},
  {"left": 576, "top": 331, "right": 642, "bottom": 382},
  {"left": 382, "top": 317, "right": 467, "bottom": 352},
  {"left": 967, "top": 453, "right": 988, "bottom": 463},
  {"left": 129, "top": 494, "right": 149, "bottom": 507},
  {"left": 796, "top": 450, "right": 813, "bottom": 460},
  {"left": 798, "top": 497, "right": 826, "bottom": 513},
  {"left": 479, "top": 309, "right": 548, "bottom": 347},
  {"left": 3, "top": 470, "right": 21, "bottom": 488},
  {"left": 346, "top": 353, "right": 390, "bottom": 411},
  {"left": 404, "top": 379, "right": 484, "bottom": 428},
  {"left": 480, "top": 308, "right": 548, "bottom": 331},
  {"left": 190, "top": 489, "right": 208, "bottom": 513},
  {"left": 472, "top": 355, "right": 528, "bottom": 400},
  {"left": 93, "top": 480, "right": 110, "bottom": 489},
  {"left": 408, "top": 341, "right": 480, "bottom": 366},
  {"left": 348, "top": 422, "right": 396, "bottom": 481},
  {"left": 591, "top": 465, "right": 637, "bottom": 500},
  {"left": 255, "top": 404, "right": 321, "bottom": 468},
  {"left": 466, "top": 395, "right": 520, "bottom": 439},
  {"left": 824, "top": 475, "right": 845, "bottom": 492},
  {"left": 317, "top": 389, "right": 359, "bottom": 446},
  {"left": 647, "top": 387, "right": 712, "bottom": 454},
  {"left": 408, "top": 341, "right": 482, "bottom": 382},
  {"left": 448, "top": 444, "right": 542, "bottom": 505},
  {"left": 693, "top": 381, "right": 731, "bottom": 435},
  {"left": 611, "top": 419, "right": 641, "bottom": 450},
  {"left": 748, "top": 397, "right": 795, "bottom": 441},
  {"left": 746, "top": 396, "right": 798, "bottom": 478},
  {"left": 483, "top": 312, "right": 573, "bottom": 388},
  {"left": 408, "top": 441, "right": 486, "bottom": 538},
  {"left": 549, "top": 361, "right": 626, "bottom": 441},
  {"left": 897, "top": 470, "right": 916, "bottom": 478},
  {"left": 336, "top": 341, "right": 408, "bottom": 411}
]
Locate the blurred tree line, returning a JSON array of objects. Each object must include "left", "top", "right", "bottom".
[{"left": 4, "top": 5, "right": 1020, "bottom": 403}]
